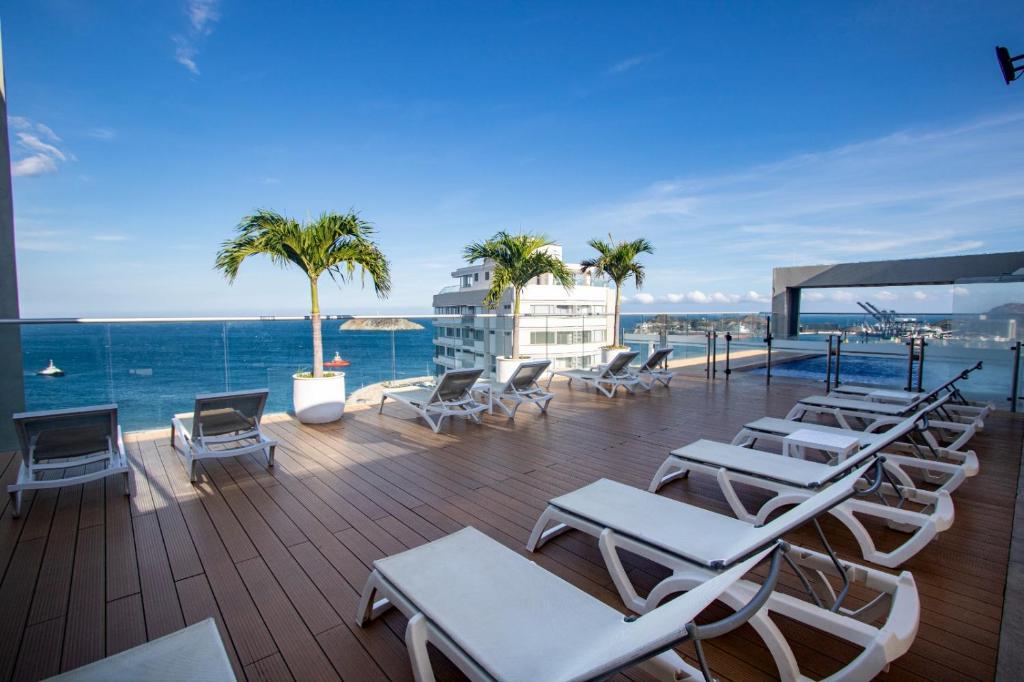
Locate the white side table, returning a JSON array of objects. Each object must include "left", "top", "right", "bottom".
[
  {"left": 867, "top": 389, "right": 917, "bottom": 404},
  {"left": 783, "top": 428, "right": 861, "bottom": 462}
]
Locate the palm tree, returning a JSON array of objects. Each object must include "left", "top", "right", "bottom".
[
  {"left": 579, "top": 235, "right": 654, "bottom": 347},
  {"left": 216, "top": 209, "right": 391, "bottom": 378},
  {"left": 464, "top": 231, "right": 575, "bottom": 360}
]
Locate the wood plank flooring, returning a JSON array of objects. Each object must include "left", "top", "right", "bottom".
[{"left": 0, "top": 372, "right": 1020, "bottom": 681}]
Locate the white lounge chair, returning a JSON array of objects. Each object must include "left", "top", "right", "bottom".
[
  {"left": 9, "top": 404, "right": 130, "bottom": 518},
  {"left": 471, "top": 359, "right": 554, "bottom": 417},
  {"left": 633, "top": 346, "right": 676, "bottom": 389},
  {"left": 786, "top": 383, "right": 978, "bottom": 452},
  {"left": 652, "top": 407, "right": 955, "bottom": 568},
  {"left": 171, "top": 389, "right": 277, "bottom": 483},
  {"left": 548, "top": 350, "right": 640, "bottom": 397},
  {"left": 527, "top": 463, "right": 919, "bottom": 681},
  {"left": 380, "top": 368, "right": 488, "bottom": 433},
  {"left": 356, "top": 525, "right": 780, "bottom": 682},
  {"left": 733, "top": 393, "right": 979, "bottom": 491},
  {"left": 829, "top": 362, "right": 993, "bottom": 424}
]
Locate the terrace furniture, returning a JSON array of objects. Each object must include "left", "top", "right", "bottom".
[
  {"left": 356, "top": 525, "right": 779, "bottom": 682},
  {"left": 380, "top": 368, "right": 488, "bottom": 433},
  {"left": 48, "top": 618, "right": 235, "bottom": 681},
  {"left": 733, "top": 393, "right": 979, "bottom": 491},
  {"left": 829, "top": 362, "right": 993, "bottom": 425},
  {"left": 651, "top": 407, "right": 954, "bottom": 568},
  {"left": 527, "top": 463, "right": 919, "bottom": 681},
  {"left": 9, "top": 404, "right": 131, "bottom": 518},
  {"left": 548, "top": 350, "right": 640, "bottom": 397},
  {"left": 786, "top": 382, "right": 978, "bottom": 452},
  {"left": 471, "top": 359, "right": 554, "bottom": 418},
  {"left": 632, "top": 346, "right": 676, "bottom": 389},
  {"left": 171, "top": 389, "right": 277, "bottom": 483}
]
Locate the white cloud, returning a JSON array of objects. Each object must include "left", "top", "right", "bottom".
[
  {"left": 803, "top": 291, "right": 826, "bottom": 302},
  {"left": 741, "top": 290, "right": 770, "bottom": 304},
  {"left": 873, "top": 290, "right": 898, "bottom": 301},
  {"left": 86, "top": 127, "right": 117, "bottom": 140},
  {"left": 92, "top": 234, "right": 128, "bottom": 242},
  {"left": 608, "top": 54, "right": 652, "bottom": 75},
  {"left": 632, "top": 292, "right": 655, "bottom": 304},
  {"left": 173, "top": 0, "right": 220, "bottom": 74},
  {"left": 829, "top": 291, "right": 855, "bottom": 303},
  {"left": 10, "top": 120, "right": 71, "bottom": 177},
  {"left": 951, "top": 286, "right": 970, "bottom": 297},
  {"left": 912, "top": 290, "right": 928, "bottom": 300}
]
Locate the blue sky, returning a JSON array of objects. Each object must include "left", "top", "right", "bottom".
[{"left": 5, "top": 1, "right": 1024, "bottom": 316}]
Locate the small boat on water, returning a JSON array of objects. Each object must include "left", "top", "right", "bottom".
[
  {"left": 324, "top": 352, "right": 350, "bottom": 368},
  {"left": 37, "top": 360, "right": 65, "bottom": 377}
]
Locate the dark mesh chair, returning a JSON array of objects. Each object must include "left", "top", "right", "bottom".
[
  {"left": 10, "top": 404, "right": 130, "bottom": 518},
  {"left": 380, "top": 368, "right": 488, "bottom": 433},
  {"left": 171, "top": 389, "right": 277, "bottom": 482},
  {"left": 471, "top": 359, "right": 554, "bottom": 417}
]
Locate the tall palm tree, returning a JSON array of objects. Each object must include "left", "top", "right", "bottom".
[
  {"left": 216, "top": 209, "right": 391, "bottom": 378},
  {"left": 464, "top": 231, "right": 575, "bottom": 359},
  {"left": 579, "top": 235, "right": 654, "bottom": 347}
]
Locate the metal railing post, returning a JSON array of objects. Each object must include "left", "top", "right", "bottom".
[
  {"left": 1010, "top": 341, "right": 1022, "bottom": 413},
  {"left": 711, "top": 330, "right": 718, "bottom": 379},
  {"left": 764, "top": 315, "right": 773, "bottom": 386},
  {"left": 724, "top": 332, "right": 733, "bottom": 378},
  {"left": 905, "top": 337, "right": 915, "bottom": 392},
  {"left": 833, "top": 336, "right": 843, "bottom": 389},
  {"left": 916, "top": 338, "right": 926, "bottom": 392},
  {"left": 705, "top": 330, "right": 712, "bottom": 379},
  {"left": 825, "top": 336, "right": 834, "bottom": 389}
]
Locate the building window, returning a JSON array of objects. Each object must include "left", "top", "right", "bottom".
[
  {"left": 485, "top": 271, "right": 490, "bottom": 280},
  {"left": 530, "top": 331, "right": 555, "bottom": 345},
  {"left": 474, "top": 272, "right": 479, "bottom": 282},
  {"left": 531, "top": 305, "right": 551, "bottom": 315}
]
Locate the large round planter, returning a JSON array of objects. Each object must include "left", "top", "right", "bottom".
[
  {"left": 496, "top": 356, "right": 530, "bottom": 383},
  {"left": 601, "top": 347, "right": 631, "bottom": 365},
  {"left": 292, "top": 372, "right": 346, "bottom": 424}
]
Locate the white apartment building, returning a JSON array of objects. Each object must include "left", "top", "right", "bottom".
[{"left": 432, "top": 245, "right": 616, "bottom": 378}]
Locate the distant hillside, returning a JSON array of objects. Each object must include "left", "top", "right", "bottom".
[{"left": 987, "top": 303, "right": 1024, "bottom": 317}]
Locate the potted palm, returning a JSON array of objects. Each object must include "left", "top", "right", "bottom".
[
  {"left": 464, "top": 231, "right": 574, "bottom": 382},
  {"left": 579, "top": 235, "right": 654, "bottom": 364},
  {"left": 216, "top": 209, "right": 391, "bottom": 423}
]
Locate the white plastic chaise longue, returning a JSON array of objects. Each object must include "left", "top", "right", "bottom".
[
  {"left": 633, "top": 346, "right": 676, "bottom": 390},
  {"left": 356, "top": 525, "right": 785, "bottom": 681},
  {"left": 380, "top": 367, "right": 488, "bottom": 433},
  {"left": 652, "top": 402, "right": 956, "bottom": 568},
  {"left": 527, "top": 461, "right": 920, "bottom": 681},
  {"left": 9, "top": 404, "right": 131, "bottom": 518},
  {"left": 548, "top": 350, "right": 640, "bottom": 397},
  {"left": 471, "top": 359, "right": 554, "bottom": 418},
  {"left": 171, "top": 389, "right": 277, "bottom": 483}
]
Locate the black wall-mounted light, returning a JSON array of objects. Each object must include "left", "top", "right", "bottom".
[{"left": 996, "top": 46, "right": 1024, "bottom": 85}]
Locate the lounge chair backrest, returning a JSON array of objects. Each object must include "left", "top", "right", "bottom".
[
  {"left": 508, "top": 360, "right": 550, "bottom": 391},
  {"left": 432, "top": 368, "right": 484, "bottom": 403},
  {"left": 14, "top": 404, "right": 118, "bottom": 465},
  {"left": 193, "top": 389, "right": 268, "bottom": 439},
  {"left": 603, "top": 351, "right": 638, "bottom": 376},
  {"left": 571, "top": 544, "right": 775, "bottom": 680},
  {"left": 642, "top": 347, "right": 673, "bottom": 371}
]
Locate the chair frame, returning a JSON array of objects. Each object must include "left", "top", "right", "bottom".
[
  {"left": 471, "top": 359, "right": 554, "bottom": 418},
  {"left": 380, "top": 368, "right": 488, "bottom": 433},
  {"left": 170, "top": 389, "right": 277, "bottom": 483},
  {"left": 9, "top": 404, "right": 130, "bottom": 518},
  {"left": 634, "top": 346, "right": 676, "bottom": 390}
]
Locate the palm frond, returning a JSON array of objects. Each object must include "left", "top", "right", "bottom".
[{"left": 464, "top": 230, "right": 574, "bottom": 308}]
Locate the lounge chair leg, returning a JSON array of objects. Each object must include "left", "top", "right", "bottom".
[
  {"left": 9, "top": 490, "right": 21, "bottom": 519},
  {"left": 169, "top": 422, "right": 175, "bottom": 446},
  {"left": 122, "top": 471, "right": 131, "bottom": 496},
  {"left": 378, "top": 395, "right": 387, "bottom": 414},
  {"left": 266, "top": 444, "right": 276, "bottom": 468},
  {"left": 405, "top": 613, "right": 437, "bottom": 682},
  {"left": 526, "top": 506, "right": 568, "bottom": 551},
  {"left": 598, "top": 529, "right": 646, "bottom": 613},
  {"left": 356, "top": 572, "right": 392, "bottom": 625},
  {"left": 648, "top": 457, "right": 689, "bottom": 493}
]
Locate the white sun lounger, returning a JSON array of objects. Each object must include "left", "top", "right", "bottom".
[
  {"left": 633, "top": 346, "right": 676, "bottom": 389},
  {"left": 733, "top": 394, "right": 979, "bottom": 492},
  {"left": 380, "top": 368, "right": 488, "bottom": 433},
  {"left": 356, "top": 525, "right": 778, "bottom": 682},
  {"left": 471, "top": 359, "right": 554, "bottom": 417},
  {"left": 548, "top": 350, "right": 640, "bottom": 397},
  {"left": 9, "top": 404, "right": 131, "bottom": 518},
  {"left": 829, "top": 362, "right": 993, "bottom": 424},
  {"left": 171, "top": 389, "right": 277, "bottom": 483},
  {"left": 651, "top": 408, "right": 954, "bottom": 568},
  {"left": 527, "top": 464, "right": 919, "bottom": 681},
  {"left": 786, "top": 383, "right": 978, "bottom": 452}
]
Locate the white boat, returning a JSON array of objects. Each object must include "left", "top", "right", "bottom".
[{"left": 36, "top": 360, "right": 64, "bottom": 377}]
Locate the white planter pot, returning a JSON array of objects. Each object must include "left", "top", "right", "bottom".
[
  {"left": 601, "top": 347, "right": 631, "bottom": 365},
  {"left": 292, "top": 372, "right": 346, "bottom": 424},
  {"left": 496, "top": 356, "right": 529, "bottom": 383}
]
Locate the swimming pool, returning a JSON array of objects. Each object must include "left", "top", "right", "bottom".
[{"left": 755, "top": 353, "right": 1013, "bottom": 404}]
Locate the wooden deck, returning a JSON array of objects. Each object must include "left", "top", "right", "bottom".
[{"left": 0, "top": 373, "right": 1021, "bottom": 681}]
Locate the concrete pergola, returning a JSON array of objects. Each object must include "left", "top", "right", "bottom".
[{"left": 771, "top": 251, "right": 1024, "bottom": 339}]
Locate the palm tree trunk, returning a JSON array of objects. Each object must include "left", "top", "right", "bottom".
[
  {"left": 511, "top": 288, "right": 521, "bottom": 359},
  {"left": 613, "top": 285, "right": 622, "bottom": 346},
  {"left": 310, "top": 278, "right": 324, "bottom": 378}
]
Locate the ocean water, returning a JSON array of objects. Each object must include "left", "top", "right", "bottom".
[{"left": 21, "top": 320, "right": 436, "bottom": 431}]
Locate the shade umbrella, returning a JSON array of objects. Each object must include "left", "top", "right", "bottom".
[{"left": 339, "top": 317, "right": 425, "bottom": 382}]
